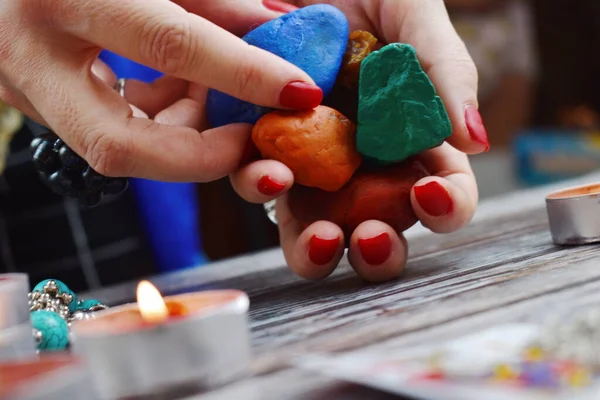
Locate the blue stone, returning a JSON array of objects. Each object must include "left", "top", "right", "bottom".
[
  {"left": 31, "top": 310, "right": 69, "bottom": 351},
  {"left": 206, "top": 4, "right": 349, "bottom": 127},
  {"left": 76, "top": 299, "right": 103, "bottom": 311},
  {"left": 32, "top": 279, "right": 78, "bottom": 312}
]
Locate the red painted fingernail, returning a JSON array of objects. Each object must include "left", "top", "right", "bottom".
[
  {"left": 358, "top": 232, "right": 391, "bottom": 266},
  {"left": 239, "top": 137, "right": 260, "bottom": 166},
  {"left": 465, "top": 104, "right": 490, "bottom": 151},
  {"left": 414, "top": 181, "right": 453, "bottom": 217},
  {"left": 263, "top": 0, "right": 298, "bottom": 13},
  {"left": 279, "top": 81, "right": 323, "bottom": 110},
  {"left": 308, "top": 235, "right": 339, "bottom": 265},
  {"left": 257, "top": 175, "right": 286, "bottom": 196}
]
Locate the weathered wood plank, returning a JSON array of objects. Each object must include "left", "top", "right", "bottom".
[
  {"left": 196, "top": 255, "right": 600, "bottom": 399},
  {"left": 247, "top": 225, "right": 556, "bottom": 332},
  {"left": 245, "top": 241, "right": 600, "bottom": 375},
  {"left": 84, "top": 205, "right": 549, "bottom": 307}
]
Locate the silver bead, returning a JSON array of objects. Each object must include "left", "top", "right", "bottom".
[
  {"left": 32, "top": 328, "right": 43, "bottom": 344},
  {"left": 88, "top": 304, "right": 108, "bottom": 312},
  {"left": 58, "top": 292, "right": 74, "bottom": 306},
  {"left": 43, "top": 280, "right": 59, "bottom": 296},
  {"left": 68, "top": 310, "right": 97, "bottom": 326}
]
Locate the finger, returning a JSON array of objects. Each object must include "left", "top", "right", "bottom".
[
  {"left": 174, "top": 0, "right": 297, "bottom": 36},
  {"left": 51, "top": 0, "right": 322, "bottom": 110},
  {"left": 380, "top": 0, "right": 489, "bottom": 154},
  {"left": 22, "top": 60, "right": 252, "bottom": 181},
  {"left": 411, "top": 142, "right": 478, "bottom": 233},
  {"left": 154, "top": 98, "right": 205, "bottom": 130},
  {"left": 276, "top": 195, "right": 345, "bottom": 280},
  {"left": 91, "top": 59, "right": 117, "bottom": 87},
  {"left": 348, "top": 220, "right": 408, "bottom": 283},
  {"left": 124, "top": 76, "right": 189, "bottom": 118},
  {"left": 230, "top": 159, "right": 294, "bottom": 203}
]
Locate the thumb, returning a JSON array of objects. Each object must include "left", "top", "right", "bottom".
[{"left": 174, "top": 0, "right": 298, "bottom": 36}]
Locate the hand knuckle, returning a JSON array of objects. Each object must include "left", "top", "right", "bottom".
[
  {"left": 142, "top": 19, "right": 194, "bottom": 75},
  {"left": 84, "top": 131, "right": 133, "bottom": 177}
]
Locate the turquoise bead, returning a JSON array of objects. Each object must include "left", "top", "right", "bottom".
[
  {"left": 32, "top": 279, "right": 78, "bottom": 312},
  {"left": 30, "top": 310, "right": 69, "bottom": 351},
  {"left": 76, "top": 299, "right": 103, "bottom": 311}
]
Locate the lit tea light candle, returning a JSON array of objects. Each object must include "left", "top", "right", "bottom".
[
  {"left": 0, "top": 354, "right": 97, "bottom": 399},
  {"left": 137, "top": 280, "right": 170, "bottom": 323},
  {"left": 0, "top": 273, "right": 36, "bottom": 361},
  {"left": 70, "top": 281, "right": 251, "bottom": 399}
]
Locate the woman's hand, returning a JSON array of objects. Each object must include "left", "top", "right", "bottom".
[
  {"left": 231, "top": 0, "right": 484, "bottom": 282},
  {"left": 0, "top": 0, "right": 321, "bottom": 182}
]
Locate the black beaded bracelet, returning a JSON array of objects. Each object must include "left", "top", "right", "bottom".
[{"left": 30, "top": 132, "right": 129, "bottom": 208}]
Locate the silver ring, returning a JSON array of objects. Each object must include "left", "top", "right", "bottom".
[
  {"left": 113, "top": 78, "right": 126, "bottom": 97},
  {"left": 545, "top": 183, "right": 600, "bottom": 245},
  {"left": 263, "top": 200, "right": 277, "bottom": 225}
]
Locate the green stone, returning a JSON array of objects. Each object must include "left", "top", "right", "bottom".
[
  {"left": 357, "top": 43, "right": 452, "bottom": 163},
  {"left": 30, "top": 310, "right": 69, "bottom": 351}
]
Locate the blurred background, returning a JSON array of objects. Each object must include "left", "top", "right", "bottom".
[{"left": 1, "top": 0, "right": 599, "bottom": 292}]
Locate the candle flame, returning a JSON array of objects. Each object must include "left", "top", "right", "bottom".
[{"left": 136, "top": 280, "right": 168, "bottom": 323}]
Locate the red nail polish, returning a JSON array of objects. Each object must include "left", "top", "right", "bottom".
[
  {"left": 239, "top": 137, "right": 260, "bottom": 166},
  {"left": 465, "top": 104, "right": 490, "bottom": 151},
  {"left": 308, "top": 235, "right": 339, "bottom": 266},
  {"left": 257, "top": 175, "right": 286, "bottom": 196},
  {"left": 279, "top": 81, "right": 323, "bottom": 110},
  {"left": 263, "top": 0, "right": 298, "bottom": 13},
  {"left": 414, "top": 181, "right": 453, "bottom": 217},
  {"left": 358, "top": 232, "right": 391, "bottom": 266}
]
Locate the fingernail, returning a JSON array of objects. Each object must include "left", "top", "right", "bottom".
[
  {"left": 358, "top": 232, "right": 391, "bottom": 266},
  {"left": 465, "top": 104, "right": 490, "bottom": 151},
  {"left": 257, "top": 175, "right": 286, "bottom": 196},
  {"left": 414, "top": 181, "right": 453, "bottom": 217},
  {"left": 263, "top": 0, "right": 298, "bottom": 13},
  {"left": 279, "top": 81, "right": 323, "bottom": 110},
  {"left": 308, "top": 235, "right": 339, "bottom": 266},
  {"left": 240, "top": 137, "right": 260, "bottom": 166}
]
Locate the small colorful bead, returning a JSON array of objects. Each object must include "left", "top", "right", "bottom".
[
  {"left": 30, "top": 310, "right": 69, "bottom": 351},
  {"left": 565, "top": 367, "right": 592, "bottom": 387},
  {"left": 493, "top": 364, "right": 519, "bottom": 382},
  {"left": 519, "top": 361, "right": 558, "bottom": 388},
  {"left": 522, "top": 346, "right": 546, "bottom": 362}
]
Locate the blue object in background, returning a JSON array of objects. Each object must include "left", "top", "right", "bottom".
[
  {"left": 99, "top": 50, "right": 207, "bottom": 272},
  {"left": 513, "top": 129, "right": 600, "bottom": 187}
]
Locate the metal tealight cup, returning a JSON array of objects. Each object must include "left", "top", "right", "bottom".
[{"left": 545, "top": 183, "right": 600, "bottom": 245}]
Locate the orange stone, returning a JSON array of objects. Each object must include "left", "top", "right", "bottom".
[
  {"left": 288, "top": 160, "right": 429, "bottom": 237},
  {"left": 252, "top": 105, "right": 362, "bottom": 192}
]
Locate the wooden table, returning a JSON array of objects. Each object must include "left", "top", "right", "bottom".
[{"left": 84, "top": 171, "right": 600, "bottom": 399}]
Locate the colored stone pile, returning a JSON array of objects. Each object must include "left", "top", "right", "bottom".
[{"left": 207, "top": 5, "right": 452, "bottom": 237}]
